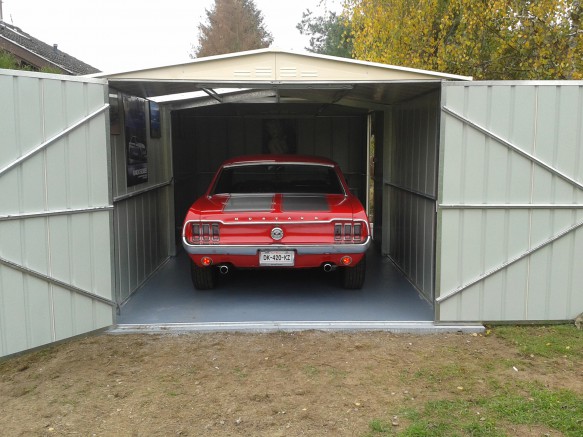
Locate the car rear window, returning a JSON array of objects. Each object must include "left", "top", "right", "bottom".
[{"left": 213, "top": 164, "right": 345, "bottom": 195}]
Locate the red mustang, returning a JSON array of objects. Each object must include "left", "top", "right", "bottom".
[{"left": 182, "top": 155, "right": 371, "bottom": 289}]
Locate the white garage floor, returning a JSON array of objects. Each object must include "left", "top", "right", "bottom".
[{"left": 117, "top": 249, "right": 434, "bottom": 325}]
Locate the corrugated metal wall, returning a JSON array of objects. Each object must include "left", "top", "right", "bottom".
[
  {"left": 0, "top": 70, "right": 114, "bottom": 357},
  {"left": 110, "top": 93, "right": 174, "bottom": 304},
  {"left": 384, "top": 91, "right": 440, "bottom": 302},
  {"left": 437, "top": 82, "right": 583, "bottom": 322}
]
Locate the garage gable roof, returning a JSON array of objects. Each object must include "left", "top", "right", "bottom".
[{"left": 94, "top": 48, "right": 471, "bottom": 99}]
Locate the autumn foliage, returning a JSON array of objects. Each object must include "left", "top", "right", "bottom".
[
  {"left": 193, "top": 0, "right": 273, "bottom": 58},
  {"left": 343, "top": 0, "right": 583, "bottom": 79}
]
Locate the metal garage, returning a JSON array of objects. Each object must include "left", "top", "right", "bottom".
[{"left": 1, "top": 49, "right": 583, "bottom": 357}]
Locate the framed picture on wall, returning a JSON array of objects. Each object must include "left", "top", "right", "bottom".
[
  {"left": 109, "top": 92, "right": 121, "bottom": 135},
  {"left": 149, "top": 101, "right": 161, "bottom": 138},
  {"left": 123, "top": 95, "right": 148, "bottom": 187},
  {"left": 262, "top": 119, "right": 297, "bottom": 154}
]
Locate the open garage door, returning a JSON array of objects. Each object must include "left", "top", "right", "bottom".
[
  {"left": 0, "top": 70, "right": 114, "bottom": 357},
  {"left": 99, "top": 49, "right": 471, "bottom": 325},
  {"left": 437, "top": 82, "right": 583, "bottom": 322}
]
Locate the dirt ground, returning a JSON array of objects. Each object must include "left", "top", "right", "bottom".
[{"left": 1, "top": 329, "right": 582, "bottom": 436}]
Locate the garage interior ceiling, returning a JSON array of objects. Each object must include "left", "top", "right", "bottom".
[{"left": 97, "top": 48, "right": 471, "bottom": 108}]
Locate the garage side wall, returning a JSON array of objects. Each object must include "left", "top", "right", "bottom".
[
  {"left": 384, "top": 91, "right": 440, "bottom": 302},
  {"left": 109, "top": 92, "right": 174, "bottom": 304},
  {"left": 437, "top": 82, "right": 583, "bottom": 322},
  {"left": 0, "top": 71, "right": 114, "bottom": 357}
]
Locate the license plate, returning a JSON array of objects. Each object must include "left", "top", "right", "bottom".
[{"left": 259, "top": 250, "right": 295, "bottom": 266}]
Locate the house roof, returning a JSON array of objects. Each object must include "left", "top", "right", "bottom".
[{"left": 0, "top": 20, "right": 100, "bottom": 75}]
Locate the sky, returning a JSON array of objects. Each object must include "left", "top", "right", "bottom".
[{"left": 0, "top": 0, "right": 342, "bottom": 73}]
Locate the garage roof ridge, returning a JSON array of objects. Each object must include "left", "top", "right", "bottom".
[{"left": 90, "top": 48, "right": 472, "bottom": 82}]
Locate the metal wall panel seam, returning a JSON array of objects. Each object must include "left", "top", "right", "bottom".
[
  {"left": 40, "top": 78, "right": 58, "bottom": 343},
  {"left": 0, "top": 206, "right": 114, "bottom": 221},
  {"left": 0, "top": 104, "right": 109, "bottom": 178},
  {"left": 439, "top": 204, "right": 583, "bottom": 209},
  {"left": 0, "top": 266, "right": 6, "bottom": 355},
  {"left": 0, "top": 255, "right": 116, "bottom": 307},
  {"left": 526, "top": 87, "right": 539, "bottom": 320},
  {"left": 442, "top": 106, "right": 583, "bottom": 192},
  {"left": 436, "top": 218, "right": 583, "bottom": 303}
]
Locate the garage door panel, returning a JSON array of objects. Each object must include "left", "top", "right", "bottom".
[
  {"left": 0, "top": 76, "right": 18, "bottom": 168},
  {"left": 23, "top": 218, "right": 49, "bottom": 275},
  {"left": 462, "top": 131, "right": 488, "bottom": 202},
  {"left": 15, "top": 77, "right": 43, "bottom": 155},
  {"left": 88, "top": 114, "right": 111, "bottom": 205},
  {"left": 26, "top": 276, "right": 53, "bottom": 347},
  {"left": 67, "top": 128, "right": 91, "bottom": 209},
  {"left": 548, "top": 238, "right": 573, "bottom": 319},
  {"left": 441, "top": 124, "right": 465, "bottom": 203},
  {"left": 508, "top": 154, "right": 532, "bottom": 202},
  {"left": 48, "top": 216, "right": 72, "bottom": 282},
  {"left": 21, "top": 153, "right": 46, "bottom": 213},
  {"left": 503, "top": 259, "right": 529, "bottom": 319},
  {"left": 0, "top": 266, "right": 27, "bottom": 354},
  {"left": 527, "top": 248, "right": 554, "bottom": 320},
  {"left": 41, "top": 80, "right": 67, "bottom": 140},
  {"left": 52, "top": 286, "right": 74, "bottom": 341},
  {"left": 64, "top": 81, "right": 86, "bottom": 124},
  {"left": 0, "top": 221, "right": 22, "bottom": 264},
  {"left": 485, "top": 142, "right": 511, "bottom": 201},
  {"left": 45, "top": 139, "right": 70, "bottom": 210},
  {"left": 489, "top": 86, "right": 513, "bottom": 135},
  {"left": 0, "top": 71, "right": 113, "bottom": 358},
  {"left": 439, "top": 82, "right": 583, "bottom": 322},
  {"left": 507, "top": 210, "right": 531, "bottom": 255}
]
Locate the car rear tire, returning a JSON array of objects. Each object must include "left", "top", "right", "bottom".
[
  {"left": 342, "top": 255, "right": 366, "bottom": 289},
  {"left": 190, "top": 262, "right": 218, "bottom": 290}
]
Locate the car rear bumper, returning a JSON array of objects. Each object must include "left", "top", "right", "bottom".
[{"left": 182, "top": 237, "right": 371, "bottom": 256}]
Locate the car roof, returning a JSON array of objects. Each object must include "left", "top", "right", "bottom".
[{"left": 221, "top": 155, "right": 338, "bottom": 167}]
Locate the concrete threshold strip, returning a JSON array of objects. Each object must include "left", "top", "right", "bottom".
[{"left": 109, "top": 321, "right": 485, "bottom": 335}]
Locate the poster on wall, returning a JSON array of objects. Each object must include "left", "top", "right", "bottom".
[
  {"left": 262, "top": 119, "right": 297, "bottom": 154},
  {"left": 149, "top": 101, "right": 161, "bottom": 138},
  {"left": 123, "top": 95, "right": 148, "bottom": 186},
  {"left": 109, "top": 92, "right": 121, "bottom": 135}
]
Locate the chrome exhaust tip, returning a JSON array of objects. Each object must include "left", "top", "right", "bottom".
[
  {"left": 323, "top": 263, "right": 333, "bottom": 273},
  {"left": 219, "top": 265, "right": 229, "bottom": 275}
]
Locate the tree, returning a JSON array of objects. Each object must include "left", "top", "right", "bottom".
[
  {"left": 192, "top": 0, "right": 273, "bottom": 58},
  {"left": 297, "top": 9, "right": 353, "bottom": 58},
  {"left": 0, "top": 50, "right": 62, "bottom": 73},
  {"left": 344, "top": 0, "right": 583, "bottom": 79}
]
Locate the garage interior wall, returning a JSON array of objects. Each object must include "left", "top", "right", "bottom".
[
  {"left": 172, "top": 104, "right": 368, "bottom": 240},
  {"left": 437, "top": 82, "right": 583, "bottom": 322},
  {"left": 109, "top": 90, "right": 174, "bottom": 304},
  {"left": 384, "top": 91, "right": 440, "bottom": 303},
  {"left": 0, "top": 71, "right": 114, "bottom": 357}
]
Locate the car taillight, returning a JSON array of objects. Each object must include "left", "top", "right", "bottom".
[
  {"left": 334, "top": 221, "right": 365, "bottom": 243},
  {"left": 353, "top": 223, "right": 362, "bottom": 242},
  {"left": 186, "top": 222, "right": 220, "bottom": 244},
  {"left": 334, "top": 224, "right": 342, "bottom": 241}
]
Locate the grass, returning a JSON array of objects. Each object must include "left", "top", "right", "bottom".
[
  {"left": 368, "top": 385, "right": 583, "bottom": 436},
  {"left": 493, "top": 324, "right": 582, "bottom": 359},
  {"left": 366, "top": 325, "right": 583, "bottom": 437}
]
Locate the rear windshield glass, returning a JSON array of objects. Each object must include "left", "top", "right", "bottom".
[{"left": 212, "top": 164, "right": 345, "bottom": 195}]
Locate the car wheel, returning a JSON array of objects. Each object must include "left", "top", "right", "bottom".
[
  {"left": 342, "top": 255, "right": 366, "bottom": 289},
  {"left": 190, "top": 262, "right": 218, "bottom": 290}
]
